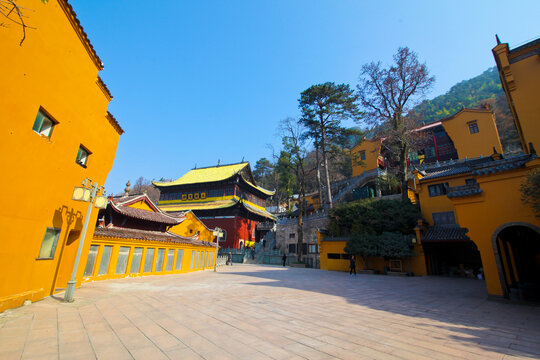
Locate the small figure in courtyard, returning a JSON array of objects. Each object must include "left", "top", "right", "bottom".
[
  {"left": 282, "top": 253, "right": 287, "bottom": 267},
  {"left": 349, "top": 255, "right": 357, "bottom": 277},
  {"left": 227, "top": 251, "right": 232, "bottom": 266}
]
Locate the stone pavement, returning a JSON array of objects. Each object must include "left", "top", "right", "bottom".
[{"left": 1, "top": 265, "right": 540, "bottom": 360}]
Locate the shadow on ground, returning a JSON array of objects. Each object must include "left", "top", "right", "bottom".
[{"left": 222, "top": 266, "right": 540, "bottom": 359}]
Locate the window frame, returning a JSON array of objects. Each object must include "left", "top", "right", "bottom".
[
  {"left": 76, "top": 145, "right": 91, "bottom": 168},
  {"left": 359, "top": 151, "right": 366, "bottom": 161},
  {"left": 468, "top": 121, "right": 479, "bottom": 134},
  {"left": 36, "top": 227, "right": 61, "bottom": 260},
  {"left": 428, "top": 183, "right": 449, "bottom": 197},
  {"left": 32, "top": 108, "right": 57, "bottom": 139}
]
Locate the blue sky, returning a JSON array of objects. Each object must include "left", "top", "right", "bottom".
[{"left": 70, "top": 1, "right": 540, "bottom": 194}]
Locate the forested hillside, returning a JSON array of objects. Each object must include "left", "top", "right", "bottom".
[{"left": 412, "top": 67, "right": 521, "bottom": 152}]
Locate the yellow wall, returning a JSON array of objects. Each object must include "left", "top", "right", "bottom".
[
  {"left": 493, "top": 40, "right": 540, "bottom": 153},
  {"left": 84, "top": 237, "right": 216, "bottom": 282},
  {"left": 442, "top": 109, "right": 503, "bottom": 158},
  {"left": 128, "top": 200, "right": 156, "bottom": 212},
  {"left": 415, "top": 175, "right": 469, "bottom": 226},
  {"left": 317, "top": 233, "right": 427, "bottom": 275},
  {"left": 351, "top": 139, "right": 382, "bottom": 176},
  {"left": 168, "top": 211, "right": 216, "bottom": 242},
  {"left": 448, "top": 162, "right": 540, "bottom": 296},
  {"left": 0, "top": 0, "right": 121, "bottom": 312}
]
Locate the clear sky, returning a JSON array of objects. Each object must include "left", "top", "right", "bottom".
[{"left": 70, "top": 0, "right": 540, "bottom": 195}]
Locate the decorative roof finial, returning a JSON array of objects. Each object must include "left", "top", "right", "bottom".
[
  {"left": 217, "top": 159, "right": 220, "bottom": 166},
  {"left": 242, "top": 156, "right": 245, "bottom": 162},
  {"left": 529, "top": 142, "right": 536, "bottom": 155},
  {"left": 124, "top": 181, "right": 131, "bottom": 195},
  {"left": 495, "top": 34, "right": 501, "bottom": 45}
]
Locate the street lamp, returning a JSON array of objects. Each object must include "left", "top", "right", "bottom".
[
  {"left": 213, "top": 227, "right": 223, "bottom": 272},
  {"left": 64, "top": 178, "right": 108, "bottom": 302}
]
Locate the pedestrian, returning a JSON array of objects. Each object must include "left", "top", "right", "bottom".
[
  {"left": 227, "top": 251, "right": 232, "bottom": 266},
  {"left": 282, "top": 253, "right": 287, "bottom": 267},
  {"left": 349, "top": 255, "right": 356, "bottom": 277}
]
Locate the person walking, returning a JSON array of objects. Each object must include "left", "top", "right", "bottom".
[
  {"left": 227, "top": 251, "right": 232, "bottom": 266},
  {"left": 349, "top": 255, "right": 357, "bottom": 277},
  {"left": 282, "top": 253, "right": 287, "bottom": 267}
]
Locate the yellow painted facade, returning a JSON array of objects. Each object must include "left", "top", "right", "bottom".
[
  {"left": 83, "top": 238, "right": 216, "bottom": 282},
  {"left": 440, "top": 109, "right": 503, "bottom": 158},
  {"left": 317, "top": 233, "right": 427, "bottom": 276},
  {"left": 493, "top": 38, "right": 540, "bottom": 153},
  {"left": 0, "top": 0, "right": 122, "bottom": 312},
  {"left": 168, "top": 211, "right": 216, "bottom": 242},
  {"left": 351, "top": 139, "right": 382, "bottom": 176}
]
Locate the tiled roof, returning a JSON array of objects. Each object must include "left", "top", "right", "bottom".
[
  {"left": 422, "top": 226, "right": 470, "bottom": 242},
  {"left": 242, "top": 201, "right": 277, "bottom": 221},
  {"left": 59, "top": 0, "right": 103, "bottom": 70},
  {"left": 152, "top": 162, "right": 275, "bottom": 196},
  {"left": 418, "top": 153, "right": 535, "bottom": 182},
  {"left": 110, "top": 194, "right": 185, "bottom": 225},
  {"left": 93, "top": 227, "right": 213, "bottom": 247},
  {"left": 447, "top": 184, "right": 482, "bottom": 198},
  {"left": 153, "top": 162, "right": 249, "bottom": 187},
  {"left": 471, "top": 153, "right": 532, "bottom": 176}
]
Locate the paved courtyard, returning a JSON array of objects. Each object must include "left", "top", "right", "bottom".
[{"left": 1, "top": 265, "right": 539, "bottom": 360}]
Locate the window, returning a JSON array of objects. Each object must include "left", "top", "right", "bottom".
[
  {"left": 115, "top": 246, "right": 130, "bottom": 274},
  {"left": 308, "top": 244, "right": 318, "bottom": 254},
  {"left": 37, "top": 228, "right": 61, "bottom": 259},
  {"left": 468, "top": 121, "right": 479, "bottom": 134},
  {"left": 288, "top": 244, "right": 296, "bottom": 254},
  {"left": 98, "top": 246, "right": 112, "bottom": 275},
  {"left": 289, "top": 233, "right": 295, "bottom": 239},
  {"left": 155, "top": 248, "right": 165, "bottom": 272},
  {"left": 84, "top": 245, "right": 99, "bottom": 277},
  {"left": 465, "top": 179, "right": 477, "bottom": 186},
  {"left": 428, "top": 183, "right": 448, "bottom": 197},
  {"left": 76, "top": 145, "right": 90, "bottom": 167},
  {"left": 176, "top": 249, "right": 184, "bottom": 270},
  {"left": 144, "top": 248, "right": 155, "bottom": 272},
  {"left": 302, "top": 243, "right": 307, "bottom": 255},
  {"left": 130, "top": 247, "right": 143, "bottom": 273},
  {"left": 327, "top": 253, "right": 340, "bottom": 259},
  {"left": 432, "top": 211, "right": 456, "bottom": 225},
  {"left": 359, "top": 151, "right": 366, "bottom": 160},
  {"left": 32, "top": 109, "right": 56, "bottom": 138},
  {"left": 166, "top": 249, "right": 174, "bottom": 271},
  {"left": 190, "top": 250, "right": 196, "bottom": 269}
]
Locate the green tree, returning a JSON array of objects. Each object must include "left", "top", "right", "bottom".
[
  {"left": 358, "top": 47, "right": 434, "bottom": 201},
  {"left": 344, "top": 233, "right": 379, "bottom": 269},
  {"left": 299, "top": 82, "right": 361, "bottom": 209}
]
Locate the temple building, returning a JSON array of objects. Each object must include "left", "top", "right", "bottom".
[
  {"left": 153, "top": 162, "right": 276, "bottom": 249},
  {"left": 83, "top": 193, "right": 217, "bottom": 282}
]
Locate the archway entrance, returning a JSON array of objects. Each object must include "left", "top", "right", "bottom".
[
  {"left": 423, "top": 241, "right": 483, "bottom": 277},
  {"left": 495, "top": 224, "right": 540, "bottom": 301}
]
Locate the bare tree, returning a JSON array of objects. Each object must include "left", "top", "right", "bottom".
[
  {"left": 131, "top": 177, "right": 161, "bottom": 204},
  {"left": 357, "top": 47, "right": 434, "bottom": 201},
  {"left": 279, "top": 117, "right": 310, "bottom": 262},
  {"left": 0, "top": 0, "right": 42, "bottom": 45}
]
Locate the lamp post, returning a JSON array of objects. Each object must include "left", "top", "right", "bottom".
[
  {"left": 64, "top": 178, "right": 108, "bottom": 302},
  {"left": 213, "top": 227, "right": 223, "bottom": 272}
]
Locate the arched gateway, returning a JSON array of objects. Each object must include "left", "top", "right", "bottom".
[{"left": 492, "top": 222, "right": 540, "bottom": 300}]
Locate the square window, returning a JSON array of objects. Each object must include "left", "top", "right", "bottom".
[
  {"left": 432, "top": 211, "right": 456, "bottom": 225},
  {"left": 428, "top": 183, "right": 449, "bottom": 197},
  {"left": 468, "top": 122, "right": 479, "bottom": 134},
  {"left": 76, "top": 146, "right": 90, "bottom": 167},
  {"left": 32, "top": 109, "right": 57, "bottom": 138},
  {"left": 465, "top": 179, "right": 477, "bottom": 186},
  {"left": 359, "top": 151, "right": 366, "bottom": 160},
  {"left": 37, "top": 228, "right": 61, "bottom": 259}
]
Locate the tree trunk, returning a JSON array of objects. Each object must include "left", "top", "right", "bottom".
[
  {"left": 297, "top": 187, "right": 304, "bottom": 263},
  {"left": 400, "top": 140, "right": 409, "bottom": 202},
  {"left": 315, "top": 146, "right": 324, "bottom": 209},
  {"left": 320, "top": 126, "right": 333, "bottom": 209}
]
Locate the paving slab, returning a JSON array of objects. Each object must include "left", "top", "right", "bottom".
[{"left": 1, "top": 265, "right": 540, "bottom": 360}]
